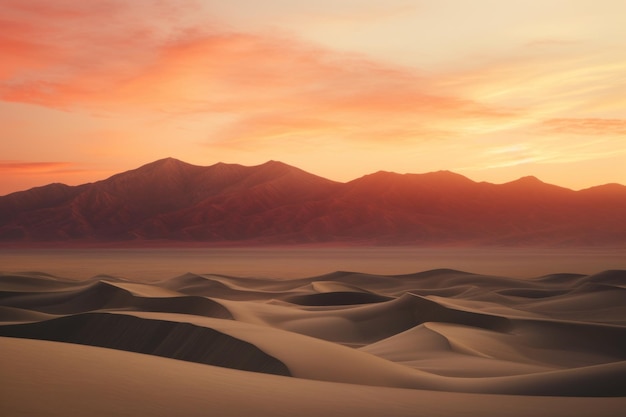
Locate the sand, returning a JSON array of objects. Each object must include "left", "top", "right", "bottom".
[{"left": 1, "top": 268, "right": 625, "bottom": 416}]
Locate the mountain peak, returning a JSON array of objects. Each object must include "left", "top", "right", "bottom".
[
  {"left": 519, "top": 175, "right": 543, "bottom": 183},
  {"left": 258, "top": 160, "right": 296, "bottom": 170},
  {"left": 347, "top": 170, "right": 401, "bottom": 185},
  {"left": 504, "top": 176, "right": 546, "bottom": 187},
  {"left": 98, "top": 157, "right": 204, "bottom": 194},
  {"left": 579, "top": 183, "right": 626, "bottom": 195},
  {"left": 417, "top": 170, "right": 474, "bottom": 184},
  {"left": 501, "top": 175, "right": 575, "bottom": 195},
  {"left": 368, "top": 170, "right": 400, "bottom": 177},
  {"left": 140, "top": 157, "right": 194, "bottom": 170}
]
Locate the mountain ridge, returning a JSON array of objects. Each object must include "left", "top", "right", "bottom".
[{"left": 1, "top": 158, "right": 625, "bottom": 246}]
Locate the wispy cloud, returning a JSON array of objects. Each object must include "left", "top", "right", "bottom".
[
  {"left": 524, "top": 38, "right": 581, "bottom": 48},
  {"left": 0, "top": 161, "right": 77, "bottom": 175},
  {"left": 0, "top": 0, "right": 513, "bottom": 149},
  {"left": 461, "top": 136, "right": 626, "bottom": 172},
  {"left": 476, "top": 143, "right": 548, "bottom": 169},
  {"left": 541, "top": 118, "right": 626, "bottom": 136},
  {"left": 0, "top": 160, "right": 108, "bottom": 195},
  {"left": 436, "top": 51, "right": 626, "bottom": 117}
]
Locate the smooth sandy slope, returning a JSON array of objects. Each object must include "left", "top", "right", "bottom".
[{"left": 1, "top": 268, "right": 625, "bottom": 416}]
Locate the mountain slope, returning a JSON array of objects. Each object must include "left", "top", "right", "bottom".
[{"left": 0, "top": 158, "right": 625, "bottom": 245}]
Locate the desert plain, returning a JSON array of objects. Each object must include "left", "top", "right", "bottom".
[{"left": 1, "top": 248, "right": 625, "bottom": 416}]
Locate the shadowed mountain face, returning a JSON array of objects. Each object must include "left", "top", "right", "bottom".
[{"left": 1, "top": 158, "right": 625, "bottom": 245}]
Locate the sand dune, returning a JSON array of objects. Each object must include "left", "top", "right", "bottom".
[
  {"left": 4, "top": 337, "right": 625, "bottom": 417},
  {"left": 1, "top": 268, "right": 625, "bottom": 415}
]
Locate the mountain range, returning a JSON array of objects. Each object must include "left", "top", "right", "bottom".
[{"left": 1, "top": 157, "right": 625, "bottom": 246}]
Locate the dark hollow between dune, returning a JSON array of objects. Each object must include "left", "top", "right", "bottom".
[
  {"left": 0, "top": 312, "right": 291, "bottom": 377},
  {"left": 285, "top": 291, "right": 393, "bottom": 306}
]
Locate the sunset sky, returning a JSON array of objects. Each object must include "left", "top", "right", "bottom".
[{"left": 1, "top": 0, "right": 625, "bottom": 195}]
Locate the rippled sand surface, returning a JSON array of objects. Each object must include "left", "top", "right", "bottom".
[{"left": 1, "top": 267, "right": 625, "bottom": 416}]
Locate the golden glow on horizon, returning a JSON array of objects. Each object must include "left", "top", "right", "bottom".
[{"left": 1, "top": 0, "right": 625, "bottom": 195}]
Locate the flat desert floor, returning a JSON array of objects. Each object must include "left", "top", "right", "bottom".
[{"left": 1, "top": 248, "right": 625, "bottom": 416}]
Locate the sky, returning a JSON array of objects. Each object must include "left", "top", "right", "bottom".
[{"left": 1, "top": 0, "right": 625, "bottom": 195}]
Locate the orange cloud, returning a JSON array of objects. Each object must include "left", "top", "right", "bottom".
[
  {"left": 127, "top": 32, "right": 515, "bottom": 147},
  {"left": 0, "top": 160, "right": 111, "bottom": 195},
  {"left": 541, "top": 118, "right": 626, "bottom": 136},
  {"left": 0, "top": 0, "right": 512, "bottom": 148},
  {"left": 0, "top": 0, "right": 190, "bottom": 105},
  {"left": 0, "top": 161, "right": 77, "bottom": 175}
]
